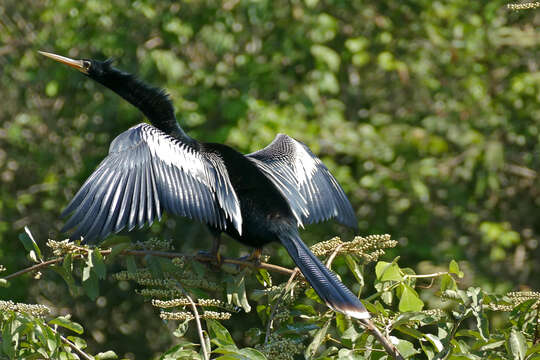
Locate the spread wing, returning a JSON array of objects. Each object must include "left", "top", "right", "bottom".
[
  {"left": 61, "top": 123, "right": 242, "bottom": 243},
  {"left": 247, "top": 134, "right": 357, "bottom": 229}
]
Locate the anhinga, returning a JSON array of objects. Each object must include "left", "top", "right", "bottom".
[{"left": 39, "top": 51, "right": 370, "bottom": 320}]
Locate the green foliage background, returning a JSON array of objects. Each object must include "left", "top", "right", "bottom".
[{"left": 0, "top": 0, "right": 539, "bottom": 358}]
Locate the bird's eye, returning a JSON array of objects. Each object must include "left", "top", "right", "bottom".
[{"left": 82, "top": 60, "right": 91, "bottom": 71}]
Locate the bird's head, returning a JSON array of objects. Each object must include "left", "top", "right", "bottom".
[{"left": 38, "top": 51, "right": 116, "bottom": 80}]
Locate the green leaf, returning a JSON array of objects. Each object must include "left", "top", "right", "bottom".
[
  {"left": 49, "top": 316, "right": 84, "bottom": 334},
  {"left": 82, "top": 267, "right": 99, "bottom": 301},
  {"left": 375, "top": 260, "right": 402, "bottom": 282},
  {"left": 255, "top": 269, "right": 272, "bottom": 287},
  {"left": 441, "top": 274, "right": 457, "bottom": 291},
  {"left": 305, "top": 319, "right": 330, "bottom": 359},
  {"left": 19, "top": 226, "right": 43, "bottom": 262},
  {"left": 449, "top": 260, "right": 464, "bottom": 278},
  {"left": 95, "top": 350, "right": 118, "bottom": 359},
  {"left": 92, "top": 250, "right": 107, "bottom": 280},
  {"left": 173, "top": 320, "right": 191, "bottom": 338},
  {"left": 66, "top": 336, "right": 87, "bottom": 349},
  {"left": 226, "top": 273, "right": 251, "bottom": 313},
  {"left": 214, "top": 345, "right": 267, "bottom": 360},
  {"left": 344, "top": 255, "right": 364, "bottom": 291},
  {"left": 396, "top": 338, "right": 420, "bottom": 358},
  {"left": 207, "top": 319, "right": 236, "bottom": 348},
  {"left": 160, "top": 343, "right": 201, "bottom": 360},
  {"left": 526, "top": 343, "right": 540, "bottom": 356},
  {"left": 508, "top": 329, "right": 527, "bottom": 360},
  {"left": 398, "top": 284, "right": 424, "bottom": 312}
]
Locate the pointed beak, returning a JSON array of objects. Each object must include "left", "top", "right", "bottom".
[{"left": 38, "top": 51, "right": 89, "bottom": 74}]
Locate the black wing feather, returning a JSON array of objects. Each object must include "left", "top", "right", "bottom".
[
  {"left": 62, "top": 123, "right": 242, "bottom": 243},
  {"left": 247, "top": 134, "right": 357, "bottom": 229}
]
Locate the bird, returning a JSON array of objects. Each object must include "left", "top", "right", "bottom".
[{"left": 39, "top": 50, "right": 370, "bottom": 320}]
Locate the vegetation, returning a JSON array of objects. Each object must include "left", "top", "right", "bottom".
[{"left": 1, "top": 0, "right": 539, "bottom": 359}]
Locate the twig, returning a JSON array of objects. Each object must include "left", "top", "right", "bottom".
[
  {"left": 50, "top": 326, "right": 93, "bottom": 360},
  {"left": 325, "top": 243, "right": 345, "bottom": 269},
  {"left": 360, "top": 319, "right": 404, "bottom": 360},
  {"left": 174, "top": 280, "right": 209, "bottom": 360},
  {"left": 1, "top": 248, "right": 294, "bottom": 282},
  {"left": 264, "top": 268, "right": 300, "bottom": 344}
]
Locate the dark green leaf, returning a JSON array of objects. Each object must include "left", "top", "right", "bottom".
[
  {"left": 19, "top": 226, "right": 43, "bottom": 262},
  {"left": 255, "top": 269, "right": 272, "bottom": 287},
  {"left": 82, "top": 268, "right": 99, "bottom": 301},
  {"left": 91, "top": 249, "right": 107, "bottom": 280},
  {"left": 304, "top": 319, "right": 330, "bottom": 359},
  {"left": 49, "top": 316, "right": 83, "bottom": 334},
  {"left": 207, "top": 319, "right": 236, "bottom": 348}
]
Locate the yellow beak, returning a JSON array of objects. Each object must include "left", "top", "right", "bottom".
[{"left": 38, "top": 51, "right": 89, "bottom": 74}]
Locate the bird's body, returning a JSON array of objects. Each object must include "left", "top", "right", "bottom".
[{"left": 39, "top": 51, "right": 370, "bottom": 319}]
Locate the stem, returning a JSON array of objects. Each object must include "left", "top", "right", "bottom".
[
  {"left": 174, "top": 281, "right": 209, "bottom": 360},
  {"left": 360, "top": 319, "right": 404, "bottom": 360},
  {"left": 1, "top": 249, "right": 294, "bottom": 282},
  {"left": 50, "top": 326, "right": 93, "bottom": 360}
]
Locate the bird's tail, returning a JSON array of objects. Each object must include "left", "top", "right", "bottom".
[{"left": 279, "top": 230, "right": 370, "bottom": 319}]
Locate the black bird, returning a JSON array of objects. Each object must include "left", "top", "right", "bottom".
[{"left": 39, "top": 51, "right": 370, "bottom": 320}]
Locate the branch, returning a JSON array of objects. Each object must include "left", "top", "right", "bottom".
[
  {"left": 1, "top": 248, "right": 294, "bottom": 282},
  {"left": 174, "top": 281, "right": 209, "bottom": 360},
  {"left": 360, "top": 319, "right": 404, "bottom": 360},
  {"left": 49, "top": 326, "right": 93, "bottom": 360}
]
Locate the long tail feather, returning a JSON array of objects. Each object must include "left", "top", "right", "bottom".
[{"left": 279, "top": 231, "right": 370, "bottom": 319}]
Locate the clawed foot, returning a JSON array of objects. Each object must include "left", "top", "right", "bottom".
[{"left": 236, "top": 248, "right": 263, "bottom": 267}]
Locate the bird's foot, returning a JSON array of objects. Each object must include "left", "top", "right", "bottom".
[{"left": 236, "top": 248, "right": 263, "bottom": 267}]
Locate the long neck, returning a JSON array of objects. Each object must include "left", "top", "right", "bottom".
[{"left": 90, "top": 62, "right": 195, "bottom": 145}]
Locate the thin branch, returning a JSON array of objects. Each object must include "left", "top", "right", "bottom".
[
  {"left": 1, "top": 248, "right": 294, "bottom": 282},
  {"left": 360, "top": 319, "right": 404, "bottom": 360},
  {"left": 325, "top": 242, "right": 345, "bottom": 269},
  {"left": 50, "top": 326, "right": 93, "bottom": 360},
  {"left": 174, "top": 281, "right": 209, "bottom": 360}
]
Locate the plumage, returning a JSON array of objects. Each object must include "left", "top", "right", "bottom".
[{"left": 41, "top": 50, "right": 369, "bottom": 320}]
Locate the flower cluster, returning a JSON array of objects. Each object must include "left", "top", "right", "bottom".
[
  {"left": 134, "top": 238, "right": 174, "bottom": 251},
  {"left": 310, "top": 234, "right": 397, "bottom": 263},
  {"left": 152, "top": 298, "right": 240, "bottom": 312},
  {"left": 487, "top": 291, "right": 540, "bottom": 311},
  {"left": 46, "top": 239, "right": 82, "bottom": 256},
  {"left": 159, "top": 310, "right": 231, "bottom": 321},
  {"left": 255, "top": 334, "right": 304, "bottom": 360},
  {"left": 0, "top": 300, "right": 50, "bottom": 317},
  {"left": 507, "top": 2, "right": 540, "bottom": 10}
]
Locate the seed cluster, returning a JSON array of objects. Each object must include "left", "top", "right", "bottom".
[
  {"left": 46, "top": 239, "right": 81, "bottom": 256},
  {"left": 134, "top": 238, "right": 174, "bottom": 251},
  {"left": 0, "top": 300, "right": 50, "bottom": 317},
  {"left": 310, "top": 234, "right": 397, "bottom": 263},
  {"left": 255, "top": 334, "right": 304, "bottom": 360},
  {"left": 507, "top": 2, "right": 540, "bottom": 10},
  {"left": 159, "top": 310, "right": 231, "bottom": 321}
]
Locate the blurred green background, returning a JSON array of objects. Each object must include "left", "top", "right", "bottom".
[{"left": 1, "top": 0, "right": 539, "bottom": 358}]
